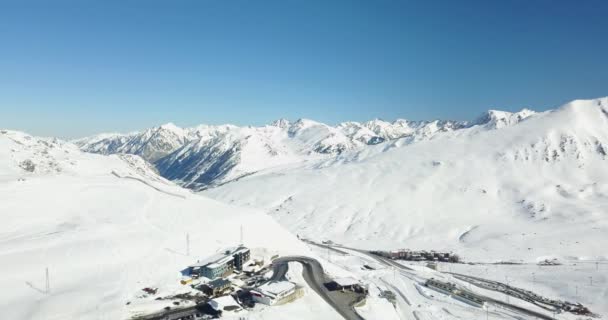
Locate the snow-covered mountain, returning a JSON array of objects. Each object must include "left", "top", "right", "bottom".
[
  {"left": 4, "top": 98, "right": 608, "bottom": 319},
  {"left": 74, "top": 111, "right": 529, "bottom": 189},
  {"left": 204, "top": 98, "right": 608, "bottom": 264},
  {"left": 471, "top": 108, "right": 536, "bottom": 129},
  {"left": 72, "top": 122, "right": 190, "bottom": 162},
  {"left": 0, "top": 130, "right": 311, "bottom": 320}
]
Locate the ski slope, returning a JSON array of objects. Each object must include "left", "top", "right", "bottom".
[
  {"left": 205, "top": 98, "right": 608, "bottom": 263},
  {"left": 0, "top": 130, "right": 312, "bottom": 320}
]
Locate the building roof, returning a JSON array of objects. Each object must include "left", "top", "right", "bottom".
[
  {"left": 334, "top": 277, "right": 359, "bottom": 287},
  {"left": 254, "top": 281, "right": 295, "bottom": 298},
  {"left": 206, "top": 278, "right": 231, "bottom": 288},
  {"left": 223, "top": 245, "right": 250, "bottom": 255},
  {"left": 190, "top": 251, "right": 235, "bottom": 268},
  {"left": 208, "top": 296, "right": 239, "bottom": 311},
  {"left": 190, "top": 246, "right": 249, "bottom": 269}
]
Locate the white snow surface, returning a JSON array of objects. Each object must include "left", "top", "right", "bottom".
[
  {"left": 4, "top": 97, "right": 608, "bottom": 320},
  {"left": 0, "top": 130, "right": 309, "bottom": 320},
  {"left": 205, "top": 98, "right": 608, "bottom": 263},
  {"left": 74, "top": 116, "right": 474, "bottom": 189}
]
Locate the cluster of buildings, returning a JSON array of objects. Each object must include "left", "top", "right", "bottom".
[
  {"left": 185, "top": 246, "right": 300, "bottom": 308},
  {"left": 189, "top": 246, "right": 251, "bottom": 280},
  {"left": 372, "top": 249, "right": 459, "bottom": 262}
]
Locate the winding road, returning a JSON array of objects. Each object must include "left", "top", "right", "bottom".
[
  {"left": 271, "top": 256, "right": 365, "bottom": 320},
  {"left": 322, "top": 242, "right": 559, "bottom": 320}
]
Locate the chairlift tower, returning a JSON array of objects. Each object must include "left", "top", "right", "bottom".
[
  {"left": 240, "top": 225, "right": 244, "bottom": 245},
  {"left": 45, "top": 267, "right": 50, "bottom": 294},
  {"left": 186, "top": 233, "right": 190, "bottom": 256}
]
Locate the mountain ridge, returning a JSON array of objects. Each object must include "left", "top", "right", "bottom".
[
  {"left": 203, "top": 97, "right": 608, "bottom": 264},
  {"left": 73, "top": 107, "right": 536, "bottom": 189}
]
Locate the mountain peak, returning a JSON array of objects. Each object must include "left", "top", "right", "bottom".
[
  {"left": 74, "top": 97, "right": 608, "bottom": 190},
  {"left": 158, "top": 122, "right": 182, "bottom": 132},
  {"left": 472, "top": 108, "right": 536, "bottom": 129},
  {"left": 269, "top": 118, "right": 291, "bottom": 128}
]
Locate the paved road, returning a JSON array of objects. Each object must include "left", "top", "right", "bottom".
[
  {"left": 424, "top": 278, "right": 555, "bottom": 319},
  {"left": 302, "top": 240, "right": 350, "bottom": 255},
  {"left": 133, "top": 304, "right": 203, "bottom": 320},
  {"left": 449, "top": 272, "right": 587, "bottom": 314},
  {"left": 270, "top": 259, "right": 289, "bottom": 281},
  {"left": 325, "top": 243, "right": 415, "bottom": 272},
  {"left": 272, "top": 256, "right": 365, "bottom": 320},
  {"left": 487, "top": 298, "right": 554, "bottom": 320},
  {"left": 323, "top": 243, "right": 557, "bottom": 320},
  {"left": 448, "top": 273, "right": 575, "bottom": 319}
]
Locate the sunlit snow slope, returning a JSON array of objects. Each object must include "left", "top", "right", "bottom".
[
  {"left": 0, "top": 130, "right": 306, "bottom": 320},
  {"left": 75, "top": 118, "right": 472, "bottom": 189},
  {"left": 205, "top": 98, "right": 608, "bottom": 262}
]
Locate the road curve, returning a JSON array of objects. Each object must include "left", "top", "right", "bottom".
[
  {"left": 327, "top": 243, "right": 556, "bottom": 320},
  {"left": 272, "top": 256, "right": 365, "bottom": 320}
]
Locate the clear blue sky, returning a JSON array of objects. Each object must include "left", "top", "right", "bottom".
[{"left": 1, "top": 0, "right": 607, "bottom": 138}]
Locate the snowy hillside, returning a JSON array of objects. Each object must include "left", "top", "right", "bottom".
[
  {"left": 0, "top": 130, "right": 312, "bottom": 320},
  {"left": 4, "top": 99, "right": 607, "bottom": 319},
  {"left": 74, "top": 117, "right": 479, "bottom": 189},
  {"left": 204, "top": 98, "right": 608, "bottom": 264},
  {"left": 72, "top": 123, "right": 190, "bottom": 162}
]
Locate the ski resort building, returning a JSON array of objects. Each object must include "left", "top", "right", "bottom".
[
  {"left": 189, "top": 246, "right": 251, "bottom": 279},
  {"left": 190, "top": 252, "right": 234, "bottom": 279},
  {"left": 231, "top": 246, "right": 251, "bottom": 271},
  {"left": 251, "top": 281, "right": 297, "bottom": 305},
  {"left": 334, "top": 277, "right": 361, "bottom": 291},
  {"left": 325, "top": 277, "right": 367, "bottom": 294},
  {"left": 373, "top": 249, "right": 459, "bottom": 262},
  {"left": 200, "top": 278, "right": 232, "bottom": 296}
]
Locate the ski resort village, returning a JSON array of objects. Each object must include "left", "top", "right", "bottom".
[
  {"left": 123, "top": 235, "right": 600, "bottom": 320},
  {"left": 125, "top": 241, "right": 366, "bottom": 320}
]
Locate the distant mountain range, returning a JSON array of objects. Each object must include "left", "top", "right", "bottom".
[
  {"left": 73, "top": 109, "right": 535, "bottom": 189},
  {"left": 4, "top": 98, "right": 608, "bottom": 317},
  {"left": 203, "top": 97, "right": 608, "bottom": 263}
]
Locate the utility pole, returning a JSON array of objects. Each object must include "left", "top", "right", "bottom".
[
  {"left": 186, "top": 233, "right": 190, "bottom": 256},
  {"left": 240, "top": 225, "right": 243, "bottom": 245},
  {"left": 45, "top": 267, "right": 50, "bottom": 294},
  {"left": 589, "top": 276, "right": 593, "bottom": 286},
  {"left": 484, "top": 303, "right": 489, "bottom": 320}
]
